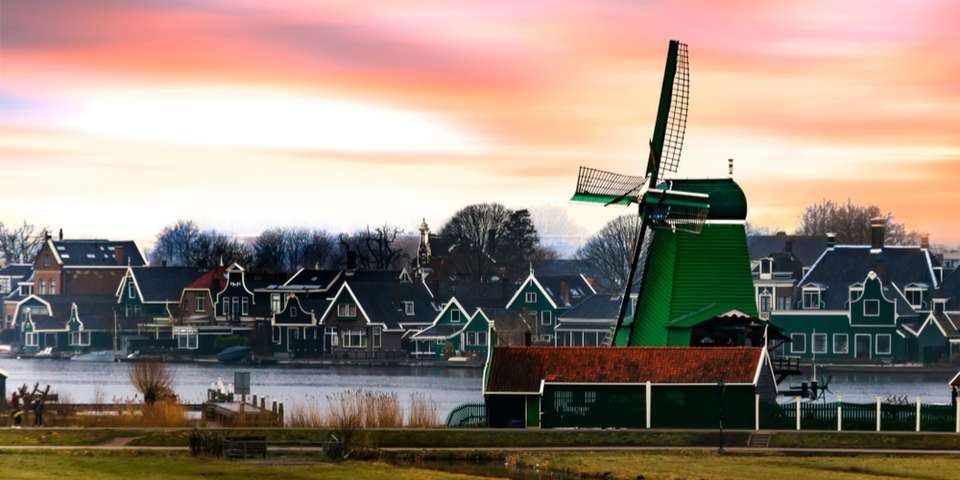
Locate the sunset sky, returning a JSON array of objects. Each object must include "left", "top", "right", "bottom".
[{"left": 2, "top": 0, "right": 959, "bottom": 247}]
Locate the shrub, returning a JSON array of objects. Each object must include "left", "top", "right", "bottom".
[{"left": 128, "top": 362, "right": 175, "bottom": 405}]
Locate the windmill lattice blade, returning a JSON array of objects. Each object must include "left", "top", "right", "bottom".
[
  {"left": 572, "top": 166, "right": 647, "bottom": 206},
  {"left": 658, "top": 42, "right": 689, "bottom": 180}
]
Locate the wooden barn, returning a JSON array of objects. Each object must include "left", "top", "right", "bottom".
[{"left": 483, "top": 346, "right": 776, "bottom": 429}]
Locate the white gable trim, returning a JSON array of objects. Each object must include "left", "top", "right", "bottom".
[
  {"left": 272, "top": 295, "right": 317, "bottom": 327},
  {"left": 505, "top": 273, "right": 558, "bottom": 310},
  {"left": 579, "top": 273, "right": 598, "bottom": 295},
  {"left": 429, "top": 297, "right": 470, "bottom": 327},
  {"left": 46, "top": 239, "right": 63, "bottom": 265}
]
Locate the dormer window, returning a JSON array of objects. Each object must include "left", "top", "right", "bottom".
[
  {"left": 933, "top": 267, "right": 944, "bottom": 284},
  {"left": 450, "top": 309, "right": 461, "bottom": 323},
  {"left": 933, "top": 299, "right": 947, "bottom": 315},
  {"left": 802, "top": 287, "right": 821, "bottom": 310},
  {"left": 904, "top": 287, "right": 925, "bottom": 309},
  {"left": 525, "top": 292, "right": 537, "bottom": 304},
  {"left": 759, "top": 258, "right": 773, "bottom": 276}
]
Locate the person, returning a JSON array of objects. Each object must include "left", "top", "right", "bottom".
[
  {"left": 10, "top": 393, "right": 23, "bottom": 429},
  {"left": 33, "top": 399, "right": 44, "bottom": 427}
]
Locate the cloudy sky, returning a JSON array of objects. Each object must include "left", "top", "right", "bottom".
[{"left": 2, "top": 0, "right": 958, "bottom": 245}]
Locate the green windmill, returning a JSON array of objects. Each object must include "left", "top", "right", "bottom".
[{"left": 573, "top": 40, "right": 768, "bottom": 348}]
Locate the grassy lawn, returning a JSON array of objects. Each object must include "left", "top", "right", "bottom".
[
  {"left": 0, "top": 451, "right": 487, "bottom": 480},
  {"left": 0, "top": 430, "right": 130, "bottom": 446},
  {"left": 524, "top": 450, "right": 960, "bottom": 480}
]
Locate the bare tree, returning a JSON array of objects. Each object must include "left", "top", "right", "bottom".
[
  {"left": 254, "top": 227, "right": 335, "bottom": 273},
  {"left": 576, "top": 215, "right": 639, "bottom": 293},
  {"left": 796, "top": 199, "right": 921, "bottom": 245},
  {"left": 335, "top": 224, "right": 408, "bottom": 270},
  {"left": 0, "top": 221, "right": 46, "bottom": 264},
  {"left": 152, "top": 220, "right": 201, "bottom": 266},
  {"left": 128, "top": 362, "right": 175, "bottom": 405},
  {"left": 153, "top": 220, "right": 252, "bottom": 267},
  {"left": 439, "top": 203, "right": 511, "bottom": 281}
]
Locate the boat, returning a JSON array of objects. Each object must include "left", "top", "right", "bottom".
[
  {"left": 216, "top": 345, "right": 252, "bottom": 364},
  {"left": 71, "top": 350, "right": 117, "bottom": 362},
  {"left": 33, "top": 347, "right": 55, "bottom": 358}
]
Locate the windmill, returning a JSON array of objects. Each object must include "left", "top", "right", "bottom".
[{"left": 572, "top": 40, "right": 710, "bottom": 344}]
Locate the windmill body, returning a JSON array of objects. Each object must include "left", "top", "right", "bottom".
[{"left": 573, "top": 40, "right": 767, "bottom": 348}]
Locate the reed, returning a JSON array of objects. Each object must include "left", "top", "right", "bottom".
[{"left": 407, "top": 392, "right": 440, "bottom": 428}]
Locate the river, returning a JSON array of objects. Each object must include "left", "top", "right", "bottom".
[{"left": 0, "top": 359, "right": 954, "bottom": 418}]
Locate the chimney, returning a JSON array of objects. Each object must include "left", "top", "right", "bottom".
[
  {"left": 560, "top": 280, "right": 570, "bottom": 306},
  {"left": 346, "top": 250, "right": 357, "bottom": 274},
  {"left": 920, "top": 233, "right": 930, "bottom": 249},
  {"left": 826, "top": 232, "right": 836, "bottom": 248},
  {"left": 870, "top": 218, "right": 886, "bottom": 251},
  {"left": 58, "top": 228, "right": 63, "bottom": 241},
  {"left": 114, "top": 245, "right": 125, "bottom": 265},
  {"left": 728, "top": 158, "right": 734, "bottom": 177}
]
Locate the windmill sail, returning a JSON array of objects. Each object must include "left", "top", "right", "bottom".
[
  {"left": 571, "top": 166, "right": 647, "bottom": 206},
  {"left": 657, "top": 42, "right": 689, "bottom": 180}
]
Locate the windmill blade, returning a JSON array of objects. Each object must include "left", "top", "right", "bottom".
[
  {"left": 571, "top": 166, "right": 648, "bottom": 206},
  {"left": 648, "top": 40, "right": 690, "bottom": 182}
]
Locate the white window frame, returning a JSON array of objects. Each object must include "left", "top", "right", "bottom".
[
  {"left": 790, "top": 333, "right": 806, "bottom": 354},
  {"left": 854, "top": 333, "right": 871, "bottom": 359},
  {"left": 223, "top": 298, "right": 231, "bottom": 316},
  {"left": 477, "top": 330, "right": 487, "bottom": 346},
  {"left": 232, "top": 297, "right": 240, "bottom": 316},
  {"left": 905, "top": 288, "right": 924, "bottom": 309},
  {"left": 812, "top": 333, "right": 827, "bottom": 354},
  {"left": 195, "top": 295, "right": 206, "bottom": 313},
  {"left": 241, "top": 297, "right": 249, "bottom": 316},
  {"left": 337, "top": 303, "right": 357, "bottom": 318},
  {"left": 525, "top": 292, "right": 537, "bottom": 304},
  {"left": 341, "top": 328, "right": 367, "bottom": 348},
  {"left": 833, "top": 333, "right": 849, "bottom": 354},
  {"left": 450, "top": 309, "right": 461, "bottom": 323},
  {"left": 0, "top": 277, "right": 10, "bottom": 293},
  {"left": 40, "top": 280, "right": 46, "bottom": 296},
  {"left": 272, "top": 326, "right": 281, "bottom": 344},
  {"left": 759, "top": 293, "right": 773, "bottom": 314},
  {"left": 128, "top": 279, "right": 135, "bottom": 299},
  {"left": 271, "top": 294, "right": 282, "bottom": 314},
  {"left": 863, "top": 299, "right": 880, "bottom": 317},
  {"left": 177, "top": 333, "right": 198, "bottom": 350},
  {"left": 324, "top": 326, "right": 339, "bottom": 347},
  {"left": 540, "top": 310, "right": 552, "bottom": 325},
  {"left": 69, "top": 331, "right": 91, "bottom": 347},
  {"left": 403, "top": 301, "right": 415, "bottom": 316},
  {"left": 802, "top": 289, "right": 821, "bottom": 310},
  {"left": 372, "top": 326, "right": 382, "bottom": 349},
  {"left": 49, "top": 280, "right": 56, "bottom": 295},
  {"left": 875, "top": 333, "right": 892, "bottom": 355},
  {"left": 25, "top": 332, "right": 38, "bottom": 347}
]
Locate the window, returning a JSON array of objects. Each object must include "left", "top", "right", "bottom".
[
  {"left": 272, "top": 326, "right": 281, "bottom": 344},
  {"left": 372, "top": 327, "right": 382, "bottom": 349},
  {"left": 540, "top": 310, "right": 552, "bottom": 325},
  {"left": 290, "top": 306, "right": 298, "bottom": 317},
  {"left": 450, "top": 309, "right": 461, "bottom": 323},
  {"left": 324, "top": 327, "right": 339, "bottom": 347},
  {"left": 69, "top": 331, "right": 91, "bottom": 346},
  {"left": 905, "top": 289, "right": 924, "bottom": 309},
  {"left": 40, "top": 280, "right": 47, "bottom": 295},
  {"left": 195, "top": 295, "right": 206, "bottom": 312},
  {"left": 760, "top": 258, "right": 772, "bottom": 275},
  {"left": 223, "top": 298, "right": 230, "bottom": 316},
  {"left": 525, "top": 292, "right": 537, "bottom": 304},
  {"left": 232, "top": 297, "right": 240, "bottom": 317},
  {"left": 802, "top": 289, "right": 821, "bottom": 309},
  {"left": 241, "top": 297, "right": 249, "bottom": 316},
  {"left": 875, "top": 334, "right": 892, "bottom": 355},
  {"left": 337, "top": 303, "right": 357, "bottom": 318},
  {"left": 833, "top": 334, "right": 849, "bottom": 354},
  {"left": 790, "top": 333, "right": 806, "bottom": 354},
  {"left": 271, "top": 294, "right": 281, "bottom": 314},
  {"left": 777, "top": 296, "right": 791, "bottom": 311},
  {"left": 49, "top": 280, "right": 56, "bottom": 295},
  {"left": 759, "top": 294, "right": 772, "bottom": 314},
  {"left": 0, "top": 277, "right": 10, "bottom": 293},
  {"left": 341, "top": 329, "right": 367, "bottom": 348},
  {"left": 177, "top": 334, "right": 198, "bottom": 350},
  {"left": 863, "top": 299, "right": 880, "bottom": 317},
  {"left": 403, "top": 301, "right": 415, "bottom": 316},
  {"left": 478, "top": 330, "right": 487, "bottom": 346},
  {"left": 812, "top": 333, "right": 827, "bottom": 354},
  {"left": 128, "top": 279, "right": 135, "bottom": 299},
  {"left": 25, "top": 332, "right": 38, "bottom": 347},
  {"left": 466, "top": 331, "right": 477, "bottom": 346}
]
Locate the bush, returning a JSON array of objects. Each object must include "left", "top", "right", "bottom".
[{"left": 128, "top": 362, "right": 175, "bottom": 405}]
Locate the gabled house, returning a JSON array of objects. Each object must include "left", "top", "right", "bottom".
[
  {"left": 17, "top": 295, "right": 118, "bottom": 354},
  {"left": 410, "top": 297, "right": 491, "bottom": 358},
  {"left": 1, "top": 264, "right": 32, "bottom": 329},
  {"left": 504, "top": 263, "right": 596, "bottom": 345},
  {"left": 770, "top": 219, "right": 943, "bottom": 363},
  {"left": 32, "top": 236, "right": 146, "bottom": 297},
  {"left": 213, "top": 263, "right": 287, "bottom": 323}
]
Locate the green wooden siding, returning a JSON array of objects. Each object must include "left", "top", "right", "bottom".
[
  {"left": 525, "top": 396, "right": 540, "bottom": 428},
  {"left": 650, "top": 385, "right": 755, "bottom": 429},
  {"left": 541, "top": 385, "right": 646, "bottom": 428}
]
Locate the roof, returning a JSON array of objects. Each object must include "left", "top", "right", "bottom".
[
  {"left": 30, "top": 295, "right": 116, "bottom": 331},
  {"left": 753, "top": 250, "right": 804, "bottom": 280},
  {"left": 49, "top": 240, "right": 146, "bottom": 267},
  {"left": 799, "top": 246, "right": 937, "bottom": 309},
  {"left": 412, "top": 323, "right": 463, "bottom": 339},
  {"left": 937, "top": 267, "right": 960, "bottom": 311},
  {"left": 559, "top": 294, "right": 620, "bottom": 320},
  {"left": 329, "top": 270, "right": 436, "bottom": 330},
  {"left": 670, "top": 179, "right": 747, "bottom": 220},
  {"left": 485, "top": 346, "right": 765, "bottom": 393},
  {"left": 748, "top": 234, "right": 828, "bottom": 266},
  {"left": 0, "top": 264, "right": 32, "bottom": 277},
  {"left": 624, "top": 223, "right": 758, "bottom": 346},
  {"left": 130, "top": 267, "right": 208, "bottom": 302},
  {"left": 183, "top": 267, "right": 226, "bottom": 291},
  {"left": 281, "top": 269, "right": 340, "bottom": 291}
]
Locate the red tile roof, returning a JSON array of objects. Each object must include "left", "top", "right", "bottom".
[
  {"left": 485, "top": 346, "right": 765, "bottom": 393},
  {"left": 184, "top": 267, "right": 226, "bottom": 291},
  {"left": 950, "top": 371, "right": 960, "bottom": 388}
]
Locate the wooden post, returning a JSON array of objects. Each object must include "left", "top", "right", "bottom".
[
  {"left": 795, "top": 397, "right": 801, "bottom": 431},
  {"left": 875, "top": 397, "right": 881, "bottom": 432},
  {"left": 271, "top": 400, "right": 277, "bottom": 415},
  {"left": 278, "top": 402, "right": 284, "bottom": 423},
  {"left": 837, "top": 395, "right": 843, "bottom": 432},
  {"left": 955, "top": 401, "right": 959, "bottom": 433},
  {"left": 754, "top": 393, "right": 760, "bottom": 431},
  {"left": 645, "top": 381, "right": 652, "bottom": 429},
  {"left": 915, "top": 398, "right": 921, "bottom": 432},
  {"left": 260, "top": 397, "right": 266, "bottom": 410}
]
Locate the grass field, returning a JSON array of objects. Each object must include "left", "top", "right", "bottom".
[
  {"left": 2, "top": 450, "right": 960, "bottom": 480},
  {"left": 524, "top": 451, "right": 960, "bottom": 480}
]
